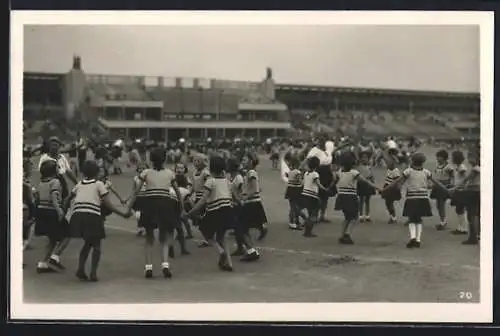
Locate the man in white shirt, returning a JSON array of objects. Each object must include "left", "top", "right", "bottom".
[
  {"left": 305, "top": 137, "right": 334, "bottom": 223},
  {"left": 37, "top": 136, "right": 78, "bottom": 271}
]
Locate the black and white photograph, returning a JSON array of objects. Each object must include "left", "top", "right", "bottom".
[{"left": 10, "top": 11, "right": 493, "bottom": 322}]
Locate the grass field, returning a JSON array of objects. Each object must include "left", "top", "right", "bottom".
[{"left": 22, "top": 147, "right": 480, "bottom": 303}]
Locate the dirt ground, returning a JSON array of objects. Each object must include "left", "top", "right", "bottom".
[{"left": 22, "top": 148, "right": 480, "bottom": 303}]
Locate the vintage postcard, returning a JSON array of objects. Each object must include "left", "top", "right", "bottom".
[{"left": 10, "top": 11, "right": 493, "bottom": 323}]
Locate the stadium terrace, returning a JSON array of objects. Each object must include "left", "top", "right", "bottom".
[{"left": 24, "top": 56, "right": 479, "bottom": 142}]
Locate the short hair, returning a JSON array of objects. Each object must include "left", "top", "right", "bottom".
[
  {"left": 307, "top": 156, "right": 320, "bottom": 170},
  {"left": 451, "top": 150, "right": 465, "bottom": 165},
  {"left": 226, "top": 157, "right": 241, "bottom": 173},
  {"left": 411, "top": 152, "right": 427, "bottom": 166},
  {"left": 209, "top": 155, "right": 226, "bottom": 175},
  {"left": 150, "top": 147, "right": 166, "bottom": 169},
  {"left": 338, "top": 152, "right": 356, "bottom": 171},
  {"left": 81, "top": 160, "right": 99, "bottom": 179},
  {"left": 40, "top": 160, "right": 57, "bottom": 178},
  {"left": 436, "top": 149, "right": 449, "bottom": 160}
]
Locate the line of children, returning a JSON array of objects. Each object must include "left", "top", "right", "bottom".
[
  {"left": 226, "top": 157, "right": 260, "bottom": 261},
  {"left": 449, "top": 150, "right": 469, "bottom": 235},
  {"left": 456, "top": 149, "right": 480, "bottom": 245},
  {"left": 334, "top": 152, "right": 381, "bottom": 244},
  {"left": 382, "top": 152, "right": 450, "bottom": 248},
  {"left": 126, "top": 147, "right": 182, "bottom": 279},
  {"left": 66, "top": 160, "right": 131, "bottom": 281},
  {"left": 430, "top": 150, "right": 455, "bottom": 230},
  {"left": 191, "top": 154, "right": 211, "bottom": 248},
  {"left": 240, "top": 153, "right": 269, "bottom": 242},
  {"left": 183, "top": 156, "right": 234, "bottom": 271},
  {"left": 380, "top": 148, "right": 402, "bottom": 224},
  {"left": 284, "top": 155, "right": 304, "bottom": 231},
  {"left": 357, "top": 151, "right": 376, "bottom": 223}
]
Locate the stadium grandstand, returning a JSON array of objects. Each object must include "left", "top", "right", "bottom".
[{"left": 23, "top": 56, "right": 480, "bottom": 142}]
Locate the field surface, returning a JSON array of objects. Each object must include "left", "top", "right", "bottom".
[{"left": 22, "top": 146, "right": 480, "bottom": 303}]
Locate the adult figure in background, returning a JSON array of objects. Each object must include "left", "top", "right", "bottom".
[
  {"left": 305, "top": 136, "right": 335, "bottom": 223},
  {"left": 76, "top": 132, "right": 88, "bottom": 174},
  {"left": 38, "top": 137, "right": 78, "bottom": 199}
]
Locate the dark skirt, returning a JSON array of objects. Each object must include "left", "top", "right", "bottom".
[
  {"left": 380, "top": 184, "right": 402, "bottom": 201},
  {"left": 34, "top": 208, "right": 69, "bottom": 241},
  {"left": 199, "top": 206, "right": 233, "bottom": 240},
  {"left": 23, "top": 204, "right": 33, "bottom": 240},
  {"left": 318, "top": 165, "right": 335, "bottom": 198},
  {"left": 357, "top": 180, "right": 376, "bottom": 197},
  {"left": 285, "top": 186, "right": 302, "bottom": 200},
  {"left": 131, "top": 195, "right": 145, "bottom": 211},
  {"left": 450, "top": 189, "right": 466, "bottom": 207},
  {"left": 140, "top": 197, "right": 177, "bottom": 232},
  {"left": 402, "top": 198, "right": 433, "bottom": 221},
  {"left": 334, "top": 194, "right": 359, "bottom": 221},
  {"left": 241, "top": 201, "right": 268, "bottom": 229},
  {"left": 270, "top": 153, "right": 279, "bottom": 161},
  {"left": 430, "top": 185, "right": 450, "bottom": 200},
  {"left": 56, "top": 174, "right": 69, "bottom": 200},
  {"left": 300, "top": 195, "right": 321, "bottom": 216},
  {"left": 70, "top": 211, "right": 105, "bottom": 241},
  {"left": 464, "top": 190, "right": 480, "bottom": 216},
  {"left": 231, "top": 204, "right": 243, "bottom": 230}
]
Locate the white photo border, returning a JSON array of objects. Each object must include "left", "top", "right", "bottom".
[{"left": 10, "top": 10, "right": 494, "bottom": 323}]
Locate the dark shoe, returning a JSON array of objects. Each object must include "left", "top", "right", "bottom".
[
  {"left": 48, "top": 258, "right": 66, "bottom": 271},
  {"left": 144, "top": 269, "right": 153, "bottom": 279},
  {"left": 406, "top": 239, "right": 417, "bottom": 248},
  {"left": 162, "top": 267, "right": 172, "bottom": 279},
  {"left": 339, "top": 235, "right": 354, "bottom": 245},
  {"left": 37, "top": 266, "right": 56, "bottom": 274},
  {"left": 303, "top": 232, "right": 318, "bottom": 238},
  {"left": 76, "top": 270, "right": 89, "bottom": 281},
  {"left": 451, "top": 229, "right": 468, "bottom": 235}
]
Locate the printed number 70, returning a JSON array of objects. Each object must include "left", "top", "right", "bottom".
[{"left": 459, "top": 292, "right": 473, "bottom": 300}]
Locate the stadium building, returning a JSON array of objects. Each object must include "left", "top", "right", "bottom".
[{"left": 23, "top": 56, "right": 480, "bottom": 141}]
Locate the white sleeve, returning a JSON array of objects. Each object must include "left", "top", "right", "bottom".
[
  {"left": 306, "top": 147, "right": 318, "bottom": 159},
  {"left": 38, "top": 154, "right": 48, "bottom": 170},
  {"left": 281, "top": 158, "right": 290, "bottom": 183},
  {"left": 60, "top": 155, "right": 71, "bottom": 172}
]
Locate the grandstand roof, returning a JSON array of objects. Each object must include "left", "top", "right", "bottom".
[
  {"left": 276, "top": 83, "right": 479, "bottom": 99},
  {"left": 23, "top": 71, "right": 479, "bottom": 99}
]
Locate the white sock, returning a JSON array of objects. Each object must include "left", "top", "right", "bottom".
[
  {"left": 50, "top": 254, "right": 60, "bottom": 262},
  {"left": 135, "top": 211, "right": 141, "bottom": 220},
  {"left": 458, "top": 214, "right": 468, "bottom": 232},
  {"left": 408, "top": 223, "right": 416, "bottom": 239},
  {"left": 145, "top": 264, "right": 153, "bottom": 270},
  {"left": 416, "top": 224, "right": 423, "bottom": 242},
  {"left": 162, "top": 262, "right": 170, "bottom": 269},
  {"left": 37, "top": 261, "right": 48, "bottom": 268}
]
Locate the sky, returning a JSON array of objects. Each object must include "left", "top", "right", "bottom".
[{"left": 23, "top": 25, "right": 480, "bottom": 92}]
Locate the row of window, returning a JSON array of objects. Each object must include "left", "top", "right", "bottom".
[{"left": 102, "top": 111, "right": 280, "bottom": 122}]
